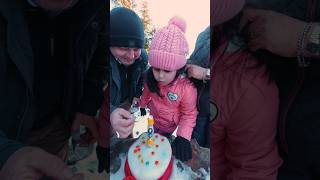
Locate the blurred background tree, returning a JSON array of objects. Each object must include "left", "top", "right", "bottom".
[{"left": 140, "top": 1, "right": 156, "bottom": 51}]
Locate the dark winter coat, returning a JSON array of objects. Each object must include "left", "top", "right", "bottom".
[{"left": 0, "top": 0, "right": 107, "bottom": 167}]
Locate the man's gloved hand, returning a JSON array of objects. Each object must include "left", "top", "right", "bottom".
[
  {"left": 172, "top": 136, "right": 192, "bottom": 162},
  {"left": 96, "top": 146, "right": 109, "bottom": 173}
]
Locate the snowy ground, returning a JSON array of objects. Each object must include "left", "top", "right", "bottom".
[{"left": 68, "top": 140, "right": 108, "bottom": 180}]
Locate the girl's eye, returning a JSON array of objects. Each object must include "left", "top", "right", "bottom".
[
  {"left": 153, "top": 68, "right": 160, "bottom": 71},
  {"left": 164, "top": 70, "right": 171, "bottom": 73}
]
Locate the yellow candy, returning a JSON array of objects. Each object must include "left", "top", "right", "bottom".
[
  {"left": 147, "top": 118, "right": 154, "bottom": 125},
  {"left": 147, "top": 139, "right": 154, "bottom": 146}
]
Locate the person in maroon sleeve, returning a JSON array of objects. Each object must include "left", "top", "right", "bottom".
[
  {"left": 240, "top": 0, "right": 320, "bottom": 179},
  {"left": 96, "top": 86, "right": 110, "bottom": 174},
  {"left": 210, "top": 0, "right": 283, "bottom": 179}
]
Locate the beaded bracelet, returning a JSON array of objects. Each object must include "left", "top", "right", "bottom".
[{"left": 297, "top": 23, "right": 313, "bottom": 67}]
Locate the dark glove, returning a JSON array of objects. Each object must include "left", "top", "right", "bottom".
[
  {"left": 96, "top": 146, "right": 109, "bottom": 173},
  {"left": 172, "top": 136, "right": 192, "bottom": 162}
]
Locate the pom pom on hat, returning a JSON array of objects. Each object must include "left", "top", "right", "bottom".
[{"left": 168, "top": 16, "right": 186, "bottom": 33}]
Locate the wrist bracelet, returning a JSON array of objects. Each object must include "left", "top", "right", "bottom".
[
  {"left": 297, "top": 23, "right": 313, "bottom": 67},
  {"left": 202, "top": 68, "right": 210, "bottom": 83}
]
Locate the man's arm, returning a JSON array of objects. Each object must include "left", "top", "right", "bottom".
[
  {"left": 0, "top": 131, "right": 81, "bottom": 179},
  {"left": 0, "top": 131, "right": 25, "bottom": 168}
]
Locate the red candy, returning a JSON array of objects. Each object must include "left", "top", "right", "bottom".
[
  {"left": 151, "top": 151, "right": 155, "bottom": 156},
  {"left": 155, "top": 144, "right": 159, "bottom": 148},
  {"left": 155, "top": 160, "right": 159, "bottom": 165}
]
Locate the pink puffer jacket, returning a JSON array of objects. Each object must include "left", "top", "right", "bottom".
[{"left": 139, "top": 76, "right": 198, "bottom": 141}]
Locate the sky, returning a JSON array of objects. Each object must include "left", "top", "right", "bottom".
[{"left": 111, "top": 0, "right": 210, "bottom": 56}]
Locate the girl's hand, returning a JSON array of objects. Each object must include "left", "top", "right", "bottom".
[{"left": 172, "top": 136, "right": 192, "bottom": 162}]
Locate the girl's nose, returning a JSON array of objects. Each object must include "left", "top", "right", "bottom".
[{"left": 159, "top": 70, "right": 164, "bottom": 78}]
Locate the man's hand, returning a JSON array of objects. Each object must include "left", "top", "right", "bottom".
[
  {"left": 0, "top": 147, "right": 83, "bottom": 180},
  {"left": 110, "top": 108, "right": 134, "bottom": 138},
  {"left": 71, "top": 112, "right": 99, "bottom": 144},
  {"left": 240, "top": 8, "right": 306, "bottom": 57},
  {"left": 185, "top": 64, "right": 207, "bottom": 80}
]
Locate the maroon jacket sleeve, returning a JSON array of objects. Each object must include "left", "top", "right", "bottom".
[
  {"left": 224, "top": 81, "right": 282, "bottom": 180},
  {"left": 211, "top": 49, "right": 283, "bottom": 180},
  {"left": 98, "top": 86, "right": 109, "bottom": 148}
]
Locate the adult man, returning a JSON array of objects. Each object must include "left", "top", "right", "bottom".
[
  {"left": 109, "top": 7, "right": 147, "bottom": 139},
  {"left": 0, "top": 0, "right": 107, "bottom": 179},
  {"left": 95, "top": 7, "right": 147, "bottom": 173},
  {"left": 241, "top": 0, "right": 320, "bottom": 179}
]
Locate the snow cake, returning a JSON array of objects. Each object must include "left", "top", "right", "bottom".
[
  {"left": 125, "top": 105, "right": 173, "bottom": 180},
  {"left": 124, "top": 132, "right": 173, "bottom": 180}
]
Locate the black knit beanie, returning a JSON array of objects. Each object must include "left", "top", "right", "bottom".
[{"left": 110, "top": 7, "right": 145, "bottom": 48}]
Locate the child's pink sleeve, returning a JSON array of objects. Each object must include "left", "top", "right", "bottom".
[{"left": 176, "top": 82, "right": 198, "bottom": 141}]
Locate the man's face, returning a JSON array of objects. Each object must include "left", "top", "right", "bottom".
[
  {"left": 110, "top": 47, "right": 141, "bottom": 66},
  {"left": 152, "top": 68, "right": 177, "bottom": 86},
  {"left": 34, "top": 0, "right": 75, "bottom": 11}
]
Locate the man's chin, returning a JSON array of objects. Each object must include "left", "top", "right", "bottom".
[{"left": 122, "top": 61, "right": 134, "bottom": 66}]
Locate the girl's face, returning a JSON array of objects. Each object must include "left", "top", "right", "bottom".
[{"left": 152, "top": 68, "right": 177, "bottom": 86}]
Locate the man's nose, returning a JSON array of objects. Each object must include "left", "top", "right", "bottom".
[{"left": 125, "top": 49, "right": 135, "bottom": 59}]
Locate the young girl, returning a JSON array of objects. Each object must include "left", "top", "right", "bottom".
[{"left": 139, "top": 16, "right": 198, "bottom": 162}]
